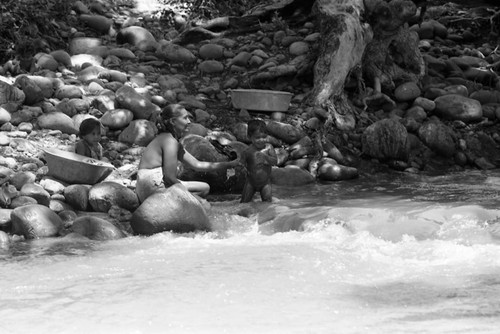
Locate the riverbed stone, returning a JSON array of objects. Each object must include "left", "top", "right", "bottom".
[
  {"left": 130, "top": 184, "right": 211, "bottom": 235},
  {"left": 37, "top": 112, "right": 78, "bottom": 134},
  {"left": 64, "top": 184, "right": 91, "bottom": 211},
  {"left": 271, "top": 166, "right": 315, "bottom": 186},
  {"left": 88, "top": 182, "right": 139, "bottom": 213},
  {"left": 11, "top": 204, "right": 62, "bottom": 239},
  {"left": 266, "top": 120, "right": 304, "bottom": 144},
  {"left": 199, "top": 44, "right": 224, "bottom": 60},
  {"left": 72, "top": 215, "right": 126, "bottom": 240},
  {"left": 117, "top": 119, "right": 156, "bottom": 146},
  {"left": 317, "top": 160, "right": 359, "bottom": 181},
  {"left": 434, "top": 94, "right": 482, "bottom": 122},
  {"left": 100, "top": 108, "right": 134, "bottom": 129},
  {"left": 362, "top": 118, "right": 410, "bottom": 161},
  {"left": 394, "top": 82, "right": 421, "bottom": 102},
  {"left": 418, "top": 120, "right": 456, "bottom": 158},
  {"left": 20, "top": 183, "right": 50, "bottom": 206},
  {"left": 116, "top": 26, "right": 157, "bottom": 51},
  {"left": 79, "top": 14, "right": 112, "bottom": 34},
  {"left": 115, "top": 85, "right": 159, "bottom": 120},
  {"left": 156, "top": 42, "right": 196, "bottom": 64}
]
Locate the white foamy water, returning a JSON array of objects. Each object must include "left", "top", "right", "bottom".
[{"left": 2, "top": 171, "right": 500, "bottom": 333}]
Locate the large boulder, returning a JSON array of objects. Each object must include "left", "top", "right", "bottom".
[
  {"left": 271, "top": 166, "right": 315, "bottom": 186},
  {"left": 266, "top": 120, "right": 305, "bottom": 144},
  {"left": 362, "top": 118, "right": 410, "bottom": 161},
  {"left": 11, "top": 204, "right": 62, "bottom": 239},
  {"left": 118, "top": 119, "right": 157, "bottom": 146},
  {"left": 88, "top": 182, "right": 139, "bottom": 213},
  {"left": 130, "top": 184, "right": 211, "bottom": 235}
]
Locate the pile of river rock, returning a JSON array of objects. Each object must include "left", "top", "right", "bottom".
[{"left": 1, "top": 1, "right": 500, "bottom": 245}]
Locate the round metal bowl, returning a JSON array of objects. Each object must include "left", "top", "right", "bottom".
[
  {"left": 230, "top": 89, "right": 293, "bottom": 112},
  {"left": 43, "top": 147, "right": 114, "bottom": 185}
]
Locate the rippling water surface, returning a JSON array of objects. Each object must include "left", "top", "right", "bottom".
[{"left": 2, "top": 170, "right": 500, "bottom": 334}]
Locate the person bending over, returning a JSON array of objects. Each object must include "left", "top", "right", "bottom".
[{"left": 136, "top": 104, "right": 239, "bottom": 202}]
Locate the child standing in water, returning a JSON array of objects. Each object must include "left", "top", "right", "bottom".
[
  {"left": 240, "top": 119, "right": 277, "bottom": 203},
  {"left": 75, "top": 118, "right": 103, "bottom": 160}
]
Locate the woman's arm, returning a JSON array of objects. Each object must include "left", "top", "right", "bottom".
[
  {"left": 160, "top": 136, "right": 182, "bottom": 186},
  {"left": 182, "top": 150, "right": 239, "bottom": 171}
]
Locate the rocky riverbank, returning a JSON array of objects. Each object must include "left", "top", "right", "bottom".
[{"left": 1, "top": 0, "right": 500, "bottom": 243}]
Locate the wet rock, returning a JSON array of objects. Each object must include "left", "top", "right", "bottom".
[
  {"left": 131, "top": 184, "right": 210, "bottom": 235},
  {"left": 230, "top": 51, "right": 252, "bottom": 66},
  {"left": 10, "top": 171, "right": 36, "bottom": 190},
  {"left": 88, "top": 182, "right": 139, "bottom": 213},
  {"left": 362, "top": 119, "right": 410, "bottom": 161},
  {"left": 418, "top": 120, "right": 456, "bottom": 158},
  {"left": 20, "top": 183, "right": 50, "bottom": 206},
  {"left": 49, "top": 199, "right": 73, "bottom": 213},
  {"left": 10, "top": 196, "right": 38, "bottom": 208},
  {"left": 116, "top": 26, "right": 157, "bottom": 51},
  {"left": 72, "top": 216, "right": 126, "bottom": 240},
  {"left": 469, "top": 90, "right": 500, "bottom": 104},
  {"left": 405, "top": 106, "right": 427, "bottom": 122},
  {"left": 118, "top": 119, "right": 156, "bottom": 146},
  {"left": 100, "top": 108, "right": 134, "bottom": 129},
  {"left": 26, "top": 76, "right": 54, "bottom": 98},
  {"left": 76, "top": 64, "right": 106, "bottom": 82},
  {"left": 11, "top": 204, "right": 62, "bottom": 239},
  {"left": 317, "top": 160, "right": 358, "bottom": 181},
  {"left": 64, "top": 184, "right": 91, "bottom": 211},
  {"left": 158, "top": 75, "right": 186, "bottom": 92},
  {"left": 434, "top": 94, "right": 482, "bottom": 122},
  {"left": 271, "top": 166, "right": 315, "bottom": 186},
  {"left": 288, "top": 136, "right": 315, "bottom": 159},
  {"left": 55, "top": 85, "right": 84, "bottom": 100}
]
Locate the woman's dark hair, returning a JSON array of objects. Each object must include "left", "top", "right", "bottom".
[
  {"left": 79, "top": 118, "right": 101, "bottom": 137},
  {"left": 247, "top": 119, "right": 267, "bottom": 137},
  {"left": 156, "top": 104, "right": 186, "bottom": 136}
]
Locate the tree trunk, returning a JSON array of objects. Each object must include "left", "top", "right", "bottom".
[{"left": 311, "top": 0, "right": 373, "bottom": 131}]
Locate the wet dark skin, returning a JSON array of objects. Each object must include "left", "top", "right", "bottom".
[
  {"left": 138, "top": 107, "right": 239, "bottom": 197},
  {"left": 240, "top": 130, "right": 278, "bottom": 203}
]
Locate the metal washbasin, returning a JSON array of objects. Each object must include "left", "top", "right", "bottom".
[
  {"left": 231, "top": 89, "right": 293, "bottom": 112},
  {"left": 42, "top": 147, "right": 114, "bottom": 185}
]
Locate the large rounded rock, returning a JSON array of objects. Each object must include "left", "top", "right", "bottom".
[
  {"left": 79, "top": 14, "right": 112, "bottom": 34},
  {"left": 64, "top": 184, "right": 91, "bottom": 211},
  {"left": 15, "top": 76, "right": 45, "bottom": 105},
  {"left": 37, "top": 112, "right": 78, "bottom": 135},
  {"left": 20, "top": 183, "right": 50, "bottom": 206},
  {"left": 88, "top": 182, "right": 139, "bottom": 213},
  {"left": 72, "top": 216, "right": 126, "bottom": 240},
  {"left": 317, "top": 161, "right": 359, "bottom": 181},
  {"left": 418, "top": 120, "right": 456, "bottom": 158},
  {"left": 130, "top": 184, "right": 211, "bottom": 235},
  {"left": 199, "top": 44, "right": 224, "bottom": 60},
  {"left": 394, "top": 82, "right": 421, "bottom": 102},
  {"left": 362, "top": 118, "right": 410, "bottom": 161},
  {"left": 11, "top": 204, "right": 62, "bottom": 239},
  {"left": 115, "top": 85, "right": 159, "bottom": 120},
  {"left": 271, "top": 166, "right": 315, "bottom": 186},
  {"left": 434, "top": 94, "right": 482, "bottom": 122},
  {"left": 100, "top": 108, "right": 134, "bottom": 129},
  {"left": 118, "top": 119, "right": 157, "bottom": 146},
  {"left": 0, "top": 81, "right": 25, "bottom": 110}
]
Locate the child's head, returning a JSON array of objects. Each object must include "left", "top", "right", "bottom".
[
  {"left": 79, "top": 118, "right": 101, "bottom": 144},
  {"left": 247, "top": 119, "right": 267, "bottom": 148}
]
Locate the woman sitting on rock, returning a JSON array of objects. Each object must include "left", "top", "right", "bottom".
[{"left": 136, "top": 104, "right": 239, "bottom": 203}]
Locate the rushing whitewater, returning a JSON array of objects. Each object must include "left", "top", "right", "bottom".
[{"left": 2, "top": 171, "right": 500, "bottom": 334}]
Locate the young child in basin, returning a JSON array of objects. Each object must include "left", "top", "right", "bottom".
[
  {"left": 75, "top": 118, "right": 103, "bottom": 160},
  {"left": 240, "top": 119, "right": 278, "bottom": 203}
]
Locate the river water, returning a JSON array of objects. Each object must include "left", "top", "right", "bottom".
[{"left": 1, "top": 170, "right": 500, "bottom": 334}]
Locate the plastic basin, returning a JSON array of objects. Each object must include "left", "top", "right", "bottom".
[
  {"left": 43, "top": 147, "right": 114, "bottom": 185},
  {"left": 231, "top": 89, "right": 293, "bottom": 112}
]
